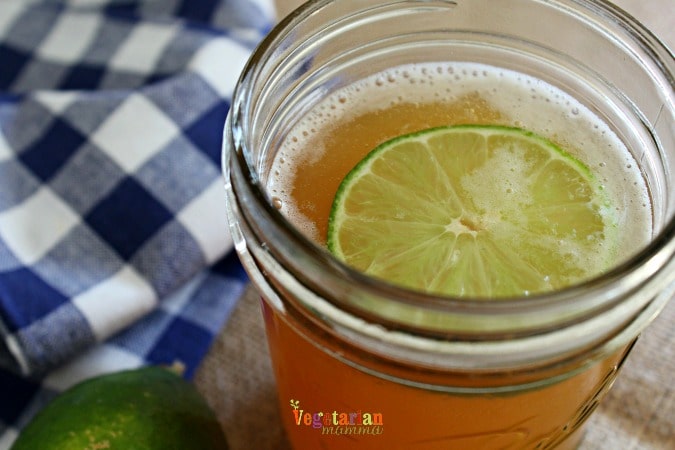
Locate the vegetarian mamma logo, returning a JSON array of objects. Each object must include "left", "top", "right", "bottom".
[{"left": 290, "top": 399, "right": 384, "bottom": 436}]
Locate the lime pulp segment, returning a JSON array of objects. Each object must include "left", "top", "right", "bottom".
[{"left": 327, "top": 125, "right": 617, "bottom": 298}]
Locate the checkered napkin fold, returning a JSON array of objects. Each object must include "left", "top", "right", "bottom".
[{"left": 0, "top": 0, "right": 272, "bottom": 380}]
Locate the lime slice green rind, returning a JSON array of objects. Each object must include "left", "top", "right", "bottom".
[{"left": 328, "top": 125, "right": 617, "bottom": 299}]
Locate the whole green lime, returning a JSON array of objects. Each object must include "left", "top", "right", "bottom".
[{"left": 11, "top": 366, "right": 229, "bottom": 450}]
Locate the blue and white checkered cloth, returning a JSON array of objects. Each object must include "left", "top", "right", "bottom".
[{"left": 0, "top": 0, "right": 273, "bottom": 446}]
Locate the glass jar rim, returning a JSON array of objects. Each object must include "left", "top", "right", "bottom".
[{"left": 225, "top": 0, "right": 675, "bottom": 339}]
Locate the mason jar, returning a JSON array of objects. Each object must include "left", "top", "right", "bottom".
[{"left": 222, "top": 1, "right": 675, "bottom": 448}]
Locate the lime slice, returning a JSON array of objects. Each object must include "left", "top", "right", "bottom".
[{"left": 327, "top": 125, "right": 616, "bottom": 298}]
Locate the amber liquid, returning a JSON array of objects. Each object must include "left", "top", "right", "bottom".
[
  {"left": 264, "top": 300, "right": 631, "bottom": 450},
  {"left": 264, "top": 64, "right": 646, "bottom": 449},
  {"left": 278, "top": 92, "right": 505, "bottom": 242}
]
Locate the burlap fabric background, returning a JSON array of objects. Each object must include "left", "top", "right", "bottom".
[{"left": 195, "top": 1, "right": 675, "bottom": 448}]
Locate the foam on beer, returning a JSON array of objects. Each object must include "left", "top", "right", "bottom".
[{"left": 269, "top": 62, "right": 651, "bottom": 268}]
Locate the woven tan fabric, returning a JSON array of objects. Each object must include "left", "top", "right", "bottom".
[
  {"left": 194, "top": 286, "right": 290, "bottom": 449},
  {"left": 195, "top": 1, "right": 675, "bottom": 448}
]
